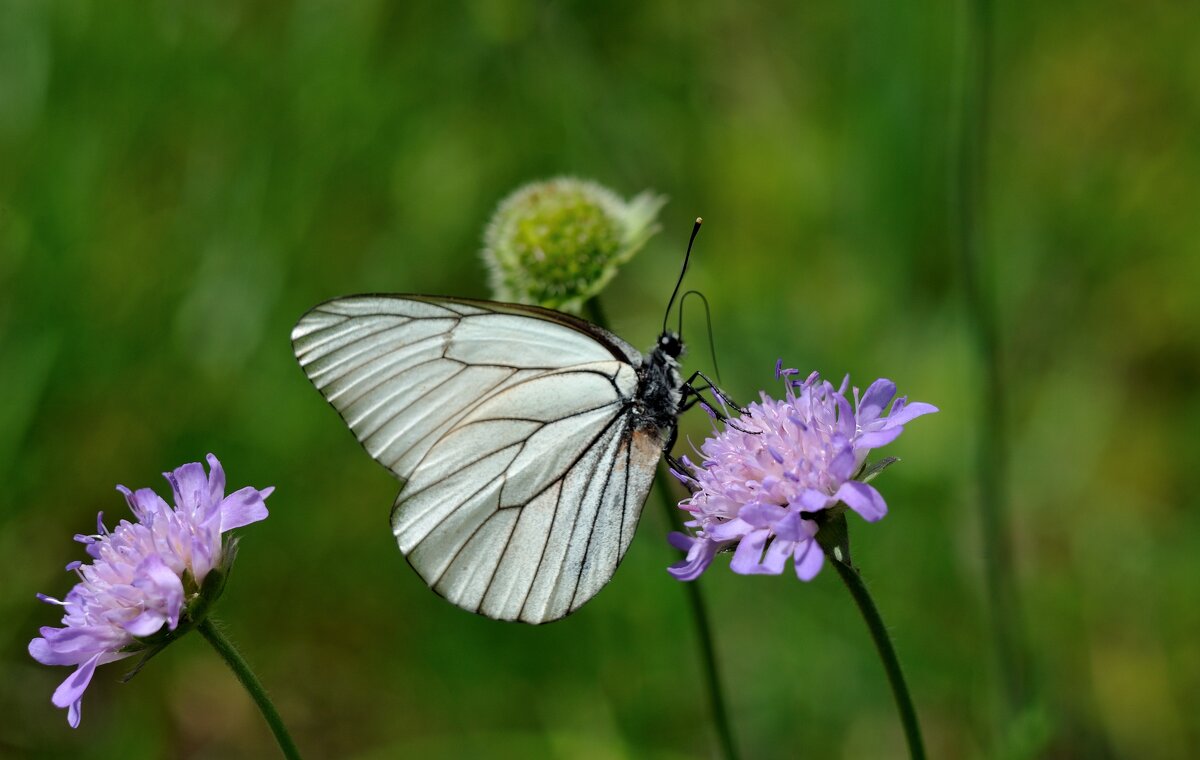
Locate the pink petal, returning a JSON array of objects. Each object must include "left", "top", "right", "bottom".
[
  {"left": 796, "top": 489, "right": 832, "bottom": 512},
  {"left": 836, "top": 481, "right": 888, "bottom": 522},
  {"left": 772, "top": 510, "right": 809, "bottom": 542},
  {"left": 51, "top": 652, "right": 103, "bottom": 726},
  {"left": 667, "top": 531, "right": 694, "bottom": 553},
  {"left": 117, "top": 485, "right": 170, "bottom": 520},
  {"left": 218, "top": 486, "right": 271, "bottom": 532},
  {"left": 708, "top": 517, "right": 753, "bottom": 542},
  {"left": 737, "top": 502, "right": 787, "bottom": 528},
  {"left": 206, "top": 453, "right": 227, "bottom": 506},
  {"left": 33, "top": 625, "right": 115, "bottom": 660},
  {"left": 124, "top": 610, "right": 168, "bottom": 637},
  {"left": 856, "top": 427, "right": 904, "bottom": 449},
  {"left": 761, "top": 537, "right": 793, "bottom": 574},
  {"left": 794, "top": 539, "right": 826, "bottom": 580},
  {"left": 885, "top": 401, "right": 938, "bottom": 427},
  {"left": 668, "top": 538, "right": 719, "bottom": 581},
  {"left": 828, "top": 444, "right": 857, "bottom": 480},
  {"left": 167, "top": 461, "right": 209, "bottom": 517},
  {"left": 835, "top": 394, "right": 855, "bottom": 436},
  {"left": 132, "top": 554, "right": 184, "bottom": 630},
  {"left": 858, "top": 379, "right": 896, "bottom": 422},
  {"left": 28, "top": 636, "right": 64, "bottom": 665},
  {"left": 729, "top": 529, "right": 772, "bottom": 574}
]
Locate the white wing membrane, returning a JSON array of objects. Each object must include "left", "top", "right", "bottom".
[{"left": 292, "top": 295, "right": 664, "bottom": 623}]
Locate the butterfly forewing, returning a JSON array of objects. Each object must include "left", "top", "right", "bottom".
[{"left": 291, "top": 295, "right": 667, "bottom": 623}]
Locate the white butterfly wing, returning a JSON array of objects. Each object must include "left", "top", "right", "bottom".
[{"left": 291, "top": 295, "right": 666, "bottom": 623}]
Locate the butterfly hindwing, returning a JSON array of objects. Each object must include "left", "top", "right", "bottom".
[{"left": 292, "top": 295, "right": 665, "bottom": 623}]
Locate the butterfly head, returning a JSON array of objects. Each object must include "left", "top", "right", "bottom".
[{"left": 657, "top": 331, "right": 684, "bottom": 360}]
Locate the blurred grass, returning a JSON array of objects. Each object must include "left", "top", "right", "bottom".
[{"left": 2, "top": 1, "right": 1198, "bottom": 757}]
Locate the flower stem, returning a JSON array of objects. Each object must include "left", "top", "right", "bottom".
[
  {"left": 954, "top": 0, "right": 1030, "bottom": 717},
  {"left": 828, "top": 555, "right": 925, "bottom": 760},
  {"left": 583, "top": 296, "right": 609, "bottom": 330},
  {"left": 198, "top": 618, "right": 302, "bottom": 760},
  {"left": 655, "top": 474, "right": 739, "bottom": 760},
  {"left": 582, "top": 295, "right": 737, "bottom": 760}
]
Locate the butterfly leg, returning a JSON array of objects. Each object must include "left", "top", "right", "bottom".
[
  {"left": 677, "top": 377, "right": 756, "bottom": 435},
  {"left": 664, "top": 452, "right": 697, "bottom": 487},
  {"left": 679, "top": 370, "right": 749, "bottom": 414}
]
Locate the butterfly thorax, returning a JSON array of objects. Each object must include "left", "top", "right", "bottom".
[{"left": 634, "top": 331, "right": 684, "bottom": 442}]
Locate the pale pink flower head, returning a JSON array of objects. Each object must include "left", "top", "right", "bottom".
[
  {"left": 668, "top": 364, "right": 936, "bottom": 582},
  {"left": 29, "top": 454, "right": 271, "bottom": 727}
]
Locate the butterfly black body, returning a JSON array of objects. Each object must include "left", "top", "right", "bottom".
[{"left": 633, "top": 331, "right": 685, "bottom": 442}]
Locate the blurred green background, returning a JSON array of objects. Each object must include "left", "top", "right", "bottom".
[{"left": 2, "top": 1, "right": 1198, "bottom": 758}]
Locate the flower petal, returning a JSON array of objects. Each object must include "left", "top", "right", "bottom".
[
  {"left": 51, "top": 652, "right": 103, "bottom": 726},
  {"left": 124, "top": 610, "right": 168, "bottom": 637},
  {"left": 167, "top": 461, "right": 209, "bottom": 517},
  {"left": 118, "top": 555, "right": 185, "bottom": 635},
  {"left": 855, "top": 427, "right": 904, "bottom": 449},
  {"left": 668, "top": 538, "right": 720, "bottom": 581},
  {"left": 836, "top": 481, "right": 888, "bottom": 522},
  {"left": 730, "top": 529, "right": 774, "bottom": 574},
  {"left": 188, "top": 535, "right": 215, "bottom": 582},
  {"left": 793, "top": 539, "right": 826, "bottom": 581},
  {"left": 29, "top": 636, "right": 65, "bottom": 666},
  {"left": 708, "top": 517, "right": 753, "bottom": 542},
  {"left": 796, "top": 489, "right": 832, "bottom": 512},
  {"left": 117, "top": 485, "right": 170, "bottom": 520},
  {"left": 32, "top": 625, "right": 118, "bottom": 661},
  {"left": 218, "top": 486, "right": 271, "bottom": 532},
  {"left": 828, "top": 443, "right": 857, "bottom": 481},
  {"left": 772, "top": 510, "right": 805, "bottom": 541},
  {"left": 668, "top": 531, "right": 694, "bottom": 553},
  {"left": 206, "top": 453, "right": 226, "bottom": 506},
  {"left": 737, "top": 502, "right": 787, "bottom": 528},
  {"left": 835, "top": 393, "right": 855, "bottom": 436},
  {"left": 858, "top": 379, "right": 896, "bottom": 423},
  {"left": 761, "top": 537, "right": 793, "bottom": 574},
  {"left": 885, "top": 401, "right": 939, "bottom": 427}
]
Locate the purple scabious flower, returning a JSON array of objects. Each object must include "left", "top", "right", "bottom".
[
  {"left": 29, "top": 454, "right": 272, "bottom": 727},
  {"left": 668, "top": 365, "right": 936, "bottom": 582}
]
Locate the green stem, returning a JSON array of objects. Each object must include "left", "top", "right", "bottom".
[
  {"left": 828, "top": 556, "right": 926, "bottom": 760},
  {"left": 582, "top": 295, "right": 736, "bottom": 759},
  {"left": 583, "top": 297, "right": 609, "bottom": 330},
  {"left": 955, "top": 0, "right": 1030, "bottom": 715},
  {"left": 198, "top": 618, "right": 302, "bottom": 760},
  {"left": 656, "top": 474, "right": 739, "bottom": 760}
]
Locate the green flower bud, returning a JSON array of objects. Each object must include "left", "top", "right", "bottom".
[{"left": 482, "top": 177, "right": 666, "bottom": 313}]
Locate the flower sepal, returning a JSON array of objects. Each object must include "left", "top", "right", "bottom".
[
  {"left": 856, "top": 456, "right": 900, "bottom": 484},
  {"left": 119, "top": 562, "right": 231, "bottom": 683},
  {"left": 812, "top": 510, "right": 853, "bottom": 568},
  {"left": 190, "top": 536, "right": 238, "bottom": 624}
]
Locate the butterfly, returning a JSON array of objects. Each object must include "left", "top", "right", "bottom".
[{"left": 290, "top": 222, "right": 717, "bottom": 624}]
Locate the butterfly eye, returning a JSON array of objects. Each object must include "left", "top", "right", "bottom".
[{"left": 659, "top": 333, "right": 683, "bottom": 358}]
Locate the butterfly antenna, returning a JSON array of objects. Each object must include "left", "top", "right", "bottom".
[
  {"left": 662, "top": 217, "right": 703, "bottom": 336},
  {"left": 678, "top": 289, "right": 722, "bottom": 384}
]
